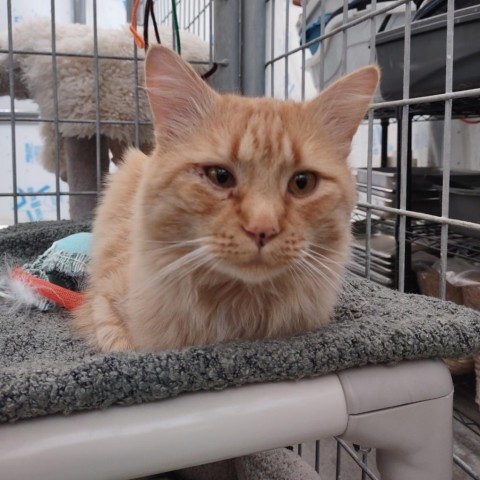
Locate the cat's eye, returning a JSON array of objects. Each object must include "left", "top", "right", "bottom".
[
  {"left": 288, "top": 172, "right": 318, "bottom": 197},
  {"left": 204, "top": 167, "right": 236, "bottom": 189}
]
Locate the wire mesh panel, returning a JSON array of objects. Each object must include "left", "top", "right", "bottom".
[
  {"left": 0, "top": 0, "right": 214, "bottom": 224},
  {"left": 265, "top": 0, "right": 480, "bottom": 478}
]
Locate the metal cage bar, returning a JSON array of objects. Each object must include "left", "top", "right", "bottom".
[
  {"left": 264, "top": 0, "right": 479, "bottom": 477},
  {"left": 49, "top": 0, "right": 62, "bottom": 221}
]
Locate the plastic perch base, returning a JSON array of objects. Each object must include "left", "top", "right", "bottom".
[
  {"left": 338, "top": 359, "right": 454, "bottom": 480},
  {"left": 0, "top": 360, "right": 453, "bottom": 480}
]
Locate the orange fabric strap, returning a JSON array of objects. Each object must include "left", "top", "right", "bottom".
[
  {"left": 12, "top": 268, "right": 85, "bottom": 311},
  {"left": 129, "top": 0, "right": 145, "bottom": 49}
]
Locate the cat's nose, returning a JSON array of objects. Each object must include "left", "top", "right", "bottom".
[{"left": 242, "top": 224, "right": 279, "bottom": 249}]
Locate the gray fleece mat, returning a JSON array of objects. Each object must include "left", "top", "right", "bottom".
[{"left": 1, "top": 221, "right": 480, "bottom": 424}]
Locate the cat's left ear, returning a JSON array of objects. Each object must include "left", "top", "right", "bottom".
[
  {"left": 145, "top": 45, "right": 219, "bottom": 143},
  {"left": 306, "top": 65, "right": 380, "bottom": 152}
]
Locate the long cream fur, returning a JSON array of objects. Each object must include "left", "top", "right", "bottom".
[{"left": 72, "top": 46, "right": 379, "bottom": 352}]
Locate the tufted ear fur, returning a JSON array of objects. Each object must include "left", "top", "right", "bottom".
[
  {"left": 306, "top": 65, "right": 380, "bottom": 153},
  {"left": 145, "top": 45, "right": 218, "bottom": 143}
]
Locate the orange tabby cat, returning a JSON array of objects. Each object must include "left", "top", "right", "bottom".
[{"left": 72, "top": 45, "right": 379, "bottom": 352}]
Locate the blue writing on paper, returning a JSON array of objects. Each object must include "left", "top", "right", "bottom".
[
  {"left": 25, "top": 143, "right": 42, "bottom": 164},
  {"left": 16, "top": 185, "right": 50, "bottom": 222}
]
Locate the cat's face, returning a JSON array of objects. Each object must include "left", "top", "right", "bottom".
[{"left": 142, "top": 46, "right": 379, "bottom": 284}]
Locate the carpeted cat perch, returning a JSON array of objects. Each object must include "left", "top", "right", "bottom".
[
  {"left": 1, "top": 222, "right": 480, "bottom": 479},
  {"left": 0, "top": 20, "right": 210, "bottom": 221}
]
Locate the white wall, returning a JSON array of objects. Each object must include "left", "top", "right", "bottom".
[
  {"left": 86, "top": 0, "right": 127, "bottom": 28},
  {"left": 0, "top": 0, "right": 127, "bottom": 225}
]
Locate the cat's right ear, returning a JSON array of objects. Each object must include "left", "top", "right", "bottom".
[
  {"left": 305, "top": 65, "right": 379, "bottom": 155},
  {"left": 145, "top": 45, "right": 218, "bottom": 142}
]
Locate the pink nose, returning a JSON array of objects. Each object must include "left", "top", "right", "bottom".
[{"left": 242, "top": 225, "right": 279, "bottom": 248}]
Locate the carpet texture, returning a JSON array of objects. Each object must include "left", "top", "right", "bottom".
[
  {"left": 174, "top": 448, "right": 322, "bottom": 480},
  {"left": 1, "top": 221, "right": 480, "bottom": 424}
]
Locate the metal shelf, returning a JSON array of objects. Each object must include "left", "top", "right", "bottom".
[
  {"left": 353, "top": 216, "right": 480, "bottom": 263},
  {"left": 374, "top": 96, "right": 480, "bottom": 120}
]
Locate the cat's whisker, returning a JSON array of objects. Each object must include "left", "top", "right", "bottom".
[
  {"left": 141, "top": 237, "right": 212, "bottom": 250},
  {"left": 308, "top": 243, "right": 367, "bottom": 273},
  {"left": 168, "top": 251, "right": 213, "bottom": 281},
  {"left": 290, "top": 263, "right": 316, "bottom": 292},
  {"left": 150, "top": 246, "right": 210, "bottom": 285},
  {"left": 290, "top": 261, "right": 335, "bottom": 320},
  {"left": 197, "top": 258, "right": 223, "bottom": 284},
  {"left": 305, "top": 249, "right": 363, "bottom": 301},
  {"left": 294, "top": 257, "right": 330, "bottom": 292},
  {"left": 294, "top": 264, "right": 341, "bottom": 320},
  {"left": 306, "top": 244, "right": 361, "bottom": 280},
  {"left": 306, "top": 248, "right": 358, "bottom": 284},
  {"left": 304, "top": 250, "right": 346, "bottom": 283},
  {"left": 307, "top": 247, "right": 344, "bottom": 263},
  {"left": 165, "top": 244, "right": 222, "bottom": 286},
  {"left": 300, "top": 252, "right": 344, "bottom": 296},
  {"left": 156, "top": 261, "right": 212, "bottom": 295},
  {"left": 266, "top": 276, "right": 281, "bottom": 298},
  {"left": 287, "top": 263, "right": 308, "bottom": 289},
  {"left": 161, "top": 253, "right": 215, "bottom": 291},
  {"left": 308, "top": 242, "right": 351, "bottom": 257},
  {"left": 154, "top": 237, "right": 212, "bottom": 245},
  {"left": 305, "top": 248, "right": 342, "bottom": 266}
]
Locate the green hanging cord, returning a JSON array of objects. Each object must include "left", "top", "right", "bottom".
[{"left": 171, "top": 0, "right": 181, "bottom": 55}]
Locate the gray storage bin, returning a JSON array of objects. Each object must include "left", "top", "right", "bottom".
[{"left": 376, "top": 5, "right": 480, "bottom": 100}]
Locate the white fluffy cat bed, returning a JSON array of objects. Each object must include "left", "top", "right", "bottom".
[{"left": 0, "top": 19, "right": 210, "bottom": 221}]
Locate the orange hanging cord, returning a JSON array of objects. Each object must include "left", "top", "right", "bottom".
[
  {"left": 130, "top": 0, "right": 145, "bottom": 49},
  {"left": 11, "top": 268, "right": 85, "bottom": 311},
  {"left": 128, "top": 0, "right": 218, "bottom": 79}
]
